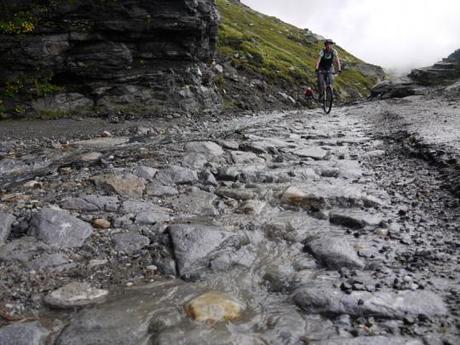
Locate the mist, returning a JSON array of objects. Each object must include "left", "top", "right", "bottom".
[{"left": 242, "top": 0, "right": 460, "bottom": 73}]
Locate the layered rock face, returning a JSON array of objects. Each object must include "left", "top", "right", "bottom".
[
  {"left": 0, "top": 0, "right": 220, "bottom": 116},
  {"left": 371, "top": 48, "right": 460, "bottom": 99},
  {"left": 409, "top": 49, "right": 460, "bottom": 85}
]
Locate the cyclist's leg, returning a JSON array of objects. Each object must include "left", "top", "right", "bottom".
[
  {"left": 317, "top": 71, "right": 325, "bottom": 100},
  {"left": 326, "top": 69, "right": 334, "bottom": 89}
]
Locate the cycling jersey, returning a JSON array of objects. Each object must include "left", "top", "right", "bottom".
[{"left": 319, "top": 49, "right": 337, "bottom": 70}]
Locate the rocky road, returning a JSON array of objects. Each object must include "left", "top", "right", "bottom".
[{"left": 0, "top": 96, "right": 459, "bottom": 345}]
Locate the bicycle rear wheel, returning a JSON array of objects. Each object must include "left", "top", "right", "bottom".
[{"left": 323, "top": 86, "right": 333, "bottom": 114}]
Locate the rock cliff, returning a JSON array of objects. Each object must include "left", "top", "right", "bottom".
[
  {"left": 371, "top": 49, "right": 460, "bottom": 99},
  {"left": 0, "top": 0, "right": 220, "bottom": 117}
]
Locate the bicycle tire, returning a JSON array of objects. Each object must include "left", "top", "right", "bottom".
[{"left": 323, "top": 86, "right": 333, "bottom": 114}]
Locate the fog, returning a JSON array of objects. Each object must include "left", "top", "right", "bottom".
[{"left": 242, "top": 0, "right": 460, "bottom": 73}]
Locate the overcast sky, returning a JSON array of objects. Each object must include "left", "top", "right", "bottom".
[{"left": 242, "top": 0, "right": 460, "bottom": 73}]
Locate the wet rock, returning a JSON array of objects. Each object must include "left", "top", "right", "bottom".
[
  {"left": 0, "top": 237, "right": 49, "bottom": 263},
  {"left": 294, "top": 147, "right": 329, "bottom": 160},
  {"left": 237, "top": 200, "right": 266, "bottom": 215},
  {"left": 78, "top": 151, "right": 103, "bottom": 162},
  {"left": 219, "top": 140, "right": 239, "bottom": 150},
  {"left": 216, "top": 187, "right": 255, "bottom": 200},
  {"left": 121, "top": 200, "right": 170, "bottom": 225},
  {"left": 329, "top": 210, "right": 383, "bottom": 229},
  {"left": 294, "top": 286, "right": 447, "bottom": 318},
  {"left": 62, "top": 195, "right": 120, "bottom": 212},
  {"left": 145, "top": 183, "right": 179, "bottom": 197},
  {"left": 184, "top": 291, "right": 245, "bottom": 322},
  {"left": 133, "top": 166, "right": 158, "bottom": 181},
  {"left": 231, "top": 151, "right": 264, "bottom": 164},
  {"left": 308, "top": 336, "right": 424, "bottom": 345},
  {"left": 0, "top": 211, "right": 15, "bottom": 244},
  {"left": 30, "top": 253, "right": 75, "bottom": 272},
  {"left": 55, "top": 285, "right": 160, "bottom": 345},
  {"left": 45, "top": 282, "right": 109, "bottom": 308},
  {"left": 32, "top": 92, "right": 94, "bottom": 113},
  {"left": 185, "top": 141, "right": 224, "bottom": 156},
  {"left": 182, "top": 153, "right": 208, "bottom": 169},
  {"left": 240, "top": 137, "right": 290, "bottom": 154},
  {"left": 92, "top": 173, "right": 146, "bottom": 198},
  {"left": 170, "top": 190, "right": 218, "bottom": 216},
  {"left": 0, "top": 321, "right": 49, "bottom": 345},
  {"left": 154, "top": 165, "right": 198, "bottom": 185},
  {"left": 112, "top": 232, "right": 150, "bottom": 253},
  {"left": 306, "top": 236, "right": 365, "bottom": 269},
  {"left": 281, "top": 183, "right": 374, "bottom": 210},
  {"left": 29, "top": 208, "right": 93, "bottom": 249},
  {"left": 168, "top": 223, "right": 242, "bottom": 279},
  {"left": 73, "top": 137, "right": 129, "bottom": 149},
  {"left": 0, "top": 158, "right": 28, "bottom": 176}
]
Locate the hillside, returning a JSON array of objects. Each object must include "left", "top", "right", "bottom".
[{"left": 215, "top": 0, "right": 385, "bottom": 110}]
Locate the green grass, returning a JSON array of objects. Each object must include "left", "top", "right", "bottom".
[{"left": 216, "top": 0, "right": 380, "bottom": 99}]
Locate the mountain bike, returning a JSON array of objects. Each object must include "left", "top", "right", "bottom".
[{"left": 304, "top": 71, "right": 337, "bottom": 114}]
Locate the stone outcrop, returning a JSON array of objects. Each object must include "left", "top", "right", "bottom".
[
  {"left": 371, "top": 48, "right": 460, "bottom": 98},
  {"left": 0, "top": 0, "right": 220, "bottom": 116},
  {"left": 409, "top": 49, "right": 460, "bottom": 85}
]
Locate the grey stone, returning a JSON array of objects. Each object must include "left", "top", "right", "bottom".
[
  {"left": 121, "top": 200, "right": 170, "bottom": 224},
  {"left": 237, "top": 200, "right": 266, "bottom": 215},
  {"left": 92, "top": 174, "right": 146, "bottom": 198},
  {"left": 309, "top": 337, "right": 424, "bottom": 345},
  {"left": 0, "top": 237, "right": 49, "bottom": 264},
  {"left": 215, "top": 187, "right": 255, "bottom": 201},
  {"left": 55, "top": 281, "right": 186, "bottom": 345},
  {"left": 62, "top": 195, "right": 120, "bottom": 212},
  {"left": 169, "top": 190, "right": 218, "bottom": 216},
  {"left": 45, "top": 282, "right": 109, "bottom": 308},
  {"left": 168, "top": 224, "right": 242, "bottom": 279},
  {"left": 154, "top": 165, "right": 198, "bottom": 185},
  {"left": 294, "top": 147, "right": 329, "bottom": 160},
  {"left": 306, "top": 236, "right": 365, "bottom": 269},
  {"left": 0, "top": 321, "right": 49, "bottom": 345},
  {"left": 329, "top": 210, "right": 383, "bottom": 229},
  {"left": 182, "top": 153, "right": 209, "bottom": 169},
  {"left": 280, "top": 183, "right": 380, "bottom": 210},
  {"left": 32, "top": 92, "right": 94, "bottom": 113},
  {"left": 112, "top": 232, "right": 150, "bottom": 253},
  {"left": 0, "top": 158, "right": 28, "bottom": 176},
  {"left": 230, "top": 151, "right": 263, "bottom": 164},
  {"left": 184, "top": 141, "right": 224, "bottom": 156},
  {"left": 30, "top": 253, "right": 75, "bottom": 272},
  {"left": 29, "top": 208, "right": 93, "bottom": 249},
  {"left": 145, "top": 183, "right": 179, "bottom": 197},
  {"left": 294, "top": 286, "right": 447, "bottom": 318},
  {"left": 133, "top": 166, "right": 158, "bottom": 181},
  {"left": 0, "top": 212, "right": 15, "bottom": 244}
]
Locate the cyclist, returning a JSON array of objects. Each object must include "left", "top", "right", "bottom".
[{"left": 315, "top": 39, "right": 342, "bottom": 100}]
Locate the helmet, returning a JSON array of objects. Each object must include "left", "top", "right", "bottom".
[{"left": 324, "top": 39, "right": 335, "bottom": 45}]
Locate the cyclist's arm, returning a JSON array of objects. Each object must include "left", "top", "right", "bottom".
[
  {"left": 334, "top": 52, "right": 342, "bottom": 72},
  {"left": 315, "top": 57, "right": 321, "bottom": 71}
]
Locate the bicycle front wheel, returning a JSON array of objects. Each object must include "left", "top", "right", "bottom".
[{"left": 323, "top": 86, "right": 333, "bottom": 114}]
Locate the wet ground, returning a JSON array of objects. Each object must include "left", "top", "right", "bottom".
[{"left": 0, "top": 96, "right": 459, "bottom": 345}]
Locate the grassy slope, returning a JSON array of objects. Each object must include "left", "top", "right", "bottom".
[{"left": 216, "top": 0, "right": 379, "bottom": 99}]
